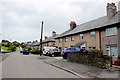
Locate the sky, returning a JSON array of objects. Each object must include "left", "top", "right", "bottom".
[{"left": 0, "top": 0, "right": 119, "bottom": 42}]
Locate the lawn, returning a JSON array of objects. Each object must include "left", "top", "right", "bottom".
[{"left": 2, "top": 46, "right": 11, "bottom": 53}]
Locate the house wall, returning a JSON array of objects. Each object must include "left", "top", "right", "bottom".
[
  {"left": 55, "top": 30, "right": 101, "bottom": 50},
  {"left": 43, "top": 42, "right": 55, "bottom": 47},
  {"left": 48, "top": 42, "right": 55, "bottom": 47},
  {"left": 55, "top": 39, "right": 62, "bottom": 49},
  {"left": 118, "top": 26, "right": 120, "bottom": 57},
  {"left": 100, "top": 27, "right": 118, "bottom": 56}
]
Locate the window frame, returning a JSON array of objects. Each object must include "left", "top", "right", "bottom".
[
  {"left": 106, "top": 46, "right": 118, "bottom": 57},
  {"left": 65, "top": 37, "right": 68, "bottom": 42},
  {"left": 106, "top": 27, "right": 118, "bottom": 36},
  {"left": 71, "top": 36, "right": 75, "bottom": 41},
  {"left": 80, "top": 34, "right": 84, "bottom": 40},
  {"left": 90, "top": 31, "right": 96, "bottom": 38}
]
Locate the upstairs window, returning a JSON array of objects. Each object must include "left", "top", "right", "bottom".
[
  {"left": 80, "top": 34, "right": 83, "bottom": 40},
  {"left": 65, "top": 37, "right": 68, "bottom": 42},
  {"left": 90, "top": 31, "right": 96, "bottom": 38},
  {"left": 59, "top": 38, "right": 62, "bottom": 43},
  {"left": 71, "top": 36, "right": 75, "bottom": 41},
  {"left": 106, "top": 27, "right": 117, "bottom": 36}
]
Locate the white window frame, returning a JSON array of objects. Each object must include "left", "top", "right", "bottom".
[
  {"left": 59, "top": 38, "right": 62, "bottom": 43},
  {"left": 106, "top": 46, "right": 118, "bottom": 57},
  {"left": 90, "top": 31, "right": 96, "bottom": 38},
  {"left": 80, "top": 34, "right": 83, "bottom": 40},
  {"left": 65, "top": 37, "right": 68, "bottom": 42},
  {"left": 71, "top": 36, "right": 75, "bottom": 41},
  {"left": 106, "top": 27, "right": 117, "bottom": 36}
]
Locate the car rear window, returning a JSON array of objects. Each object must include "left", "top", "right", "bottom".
[
  {"left": 53, "top": 49, "right": 59, "bottom": 51},
  {"left": 68, "top": 47, "right": 80, "bottom": 50}
]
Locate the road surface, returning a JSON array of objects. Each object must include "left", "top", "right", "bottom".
[
  {"left": 2, "top": 52, "right": 79, "bottom": 78},
  {"left": 0, "top": 53, "right": 11, "bottom": 62}
]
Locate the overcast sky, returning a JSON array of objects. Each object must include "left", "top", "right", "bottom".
[{"left": 0, "top": 0, "right": 119, "bottom": 42}]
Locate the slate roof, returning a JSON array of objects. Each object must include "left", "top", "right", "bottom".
[
  {"left": 42, "top": 34, "right": 59, "bottom": 43},
  {"left": 55, "top": 11, "right": 120, "bottom": 38},
  {"left": 32, "top": 42, "right": 40, "bottom": 46}
]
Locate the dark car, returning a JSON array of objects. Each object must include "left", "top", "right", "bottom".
[
  {"left": 61, "top": 47, "right": 81, "bottom": 59},
  {"left": 47, "top": 49, "right": 61, "bottom": 57},
  {"left": 23, "top": 49, "right": 29, "bottom": 55}
]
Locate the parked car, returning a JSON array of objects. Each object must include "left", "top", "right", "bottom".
[
  {"left": 19, "top": 47, "right": 23, "bottom": 53},
  {"left": 43, "top": 47, "right": 56, "bottom": 56},
  {"left": 47, "top": 49, "right": 61, "bottom": 57},
  {"left": 22, "top": 49, "right": 29, "bottom": 55},
  {"left": 61, "top": 47, "right": 81, "bottom": 59}
]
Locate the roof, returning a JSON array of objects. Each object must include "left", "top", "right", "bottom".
[
  {"left": 42, "top": 34, "right": 59, "bottom": 43},
  {"left": 74, "top": 42, "right": 86, "bottom": 47},
  {"left": 54, "top": 29, "right": 72, "bottom": 39},
  {"left": 32, "top": 42, "right": 40, "bottom": 46},
  {"left": 55, "top": 11, "right": 120, "bottom": 38}
]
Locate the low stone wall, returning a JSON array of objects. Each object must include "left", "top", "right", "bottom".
[{"left": 67, "top": 52, "right": 112, "bottom": 69}]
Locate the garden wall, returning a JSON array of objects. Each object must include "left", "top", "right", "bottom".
[{"left": 67, "top": 52, "right": 112, "bottom": 69}]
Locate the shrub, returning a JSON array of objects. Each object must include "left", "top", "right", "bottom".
[
  {"left": 30, "top": 49, "right": 41, "bottom": 54},
  {"left": 9, "top": 45, "right": 16, "bottom": 52},
  {"left": 89, "top": 49, "right": 102, "bottom": 55}
]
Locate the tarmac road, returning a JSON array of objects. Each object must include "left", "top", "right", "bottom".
[{"left": 2, "top": 52, "right": 79, "bottom": 78}]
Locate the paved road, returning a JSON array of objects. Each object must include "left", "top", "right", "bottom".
[
  {"left": 2, "top": 52, "right": 79, "bottom": 78},
  {"left": 0, "top": 53, "right": 11, "bottom": 62}
]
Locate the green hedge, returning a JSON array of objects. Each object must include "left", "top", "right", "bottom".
[
  {"left": 30, "top": 49, "right": 41, "bottom": 54},
  {"left": 89, "top": 49, "right": 102, "bottom": 55}
]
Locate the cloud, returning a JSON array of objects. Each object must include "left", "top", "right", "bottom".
[{"left": 1, "top": 0, "right": 119, "bottom": 42}]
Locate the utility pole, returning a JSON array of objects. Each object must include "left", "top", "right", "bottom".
[{"left": 40, "top": 21, "right": 43, "bottom": 56}]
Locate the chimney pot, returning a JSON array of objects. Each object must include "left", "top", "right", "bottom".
[
  {"left": 45, "top": 36, "right": 48, "bottom": 39},
  {"left": 52, "top": 31, "right": 56, "bottom": 36},
  {"left": 70, "top": 21, "right": 77, "bottom": 30},
  {"left": 107, "top": 3, "right": 117, "bottom": 18}
]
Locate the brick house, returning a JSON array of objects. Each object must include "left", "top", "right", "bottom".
[
  {"left": 54, "top": 3, "right": 120, "bottom": 59},
  {"left": 42, "top": 31, "right": 59, "bottom": 48}
]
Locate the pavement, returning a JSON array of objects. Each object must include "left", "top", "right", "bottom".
[{"left": 44, "top": 57, "right": 119, "bottom": 78}]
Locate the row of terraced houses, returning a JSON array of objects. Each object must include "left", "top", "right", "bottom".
[{"left": 32, "top": 3, "right": 120, "bottom": 61}]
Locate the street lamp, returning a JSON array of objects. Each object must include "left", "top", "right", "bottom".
[{"left": 40, "top": 21, "right": 43, "bottom": 56}]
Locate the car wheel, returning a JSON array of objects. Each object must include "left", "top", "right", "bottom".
[{"left": 51, "top": 54, "right": 54, "bottom": 57}]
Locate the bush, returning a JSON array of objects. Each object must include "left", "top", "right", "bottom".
[
  {"left": 89, "top": 49, "right": 102, "bottom": 55},
  {"left": 30, "top": 49, "right": 41, "bottom": 54},
  {"left": 9, "top": 45, "right": 16, "bottom": 52}
]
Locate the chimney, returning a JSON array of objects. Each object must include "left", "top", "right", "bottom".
[
  {"left": 70, "top": 21, "right": 77, "bottom": 30},
  {"left": 52, "top": 31, "right": 56, "bottom": 37},
  {"left": 107, "top": 3, "right": 117, "bottom": 18},
  {"left": 45, "top": 36, "right": 48, "bottom": 40},
  {"left": 35, "top": 40, "right": 38, "bottom": 42}
]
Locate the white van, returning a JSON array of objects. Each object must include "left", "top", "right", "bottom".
[{"left": 43, "top": 47, "right": 56, "bottom": 55}]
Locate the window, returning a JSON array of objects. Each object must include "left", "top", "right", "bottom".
[
  {"left": 93, "top": 47, "right": 96, "bottom": 49},
  {"left": 89, "top": 47, "right": 96, "bottom": 49},
  {"left": 106, "top": 27, "right": 117, "bottom": 36},
  {"left": 59, "top": 38, "right": 62, "bottom": 43},
  {"left": 106, "top": 46, "right": 118, "bottom": 57},
  {"left": 65, "top": 37, "right": 68, "bottom": 42},
  {"left": 90, "top": 31, "right": 96, "bottom": 38},
  {"left": 71, "top": 36, "right": 74, "bottom": 41},
  {"left": 80, "top": 34, "right": 83, "bottom": 40}
]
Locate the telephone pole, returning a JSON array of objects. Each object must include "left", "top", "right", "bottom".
[{"left": 40, "top": 21, "right": 43, "bottom": 56}]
